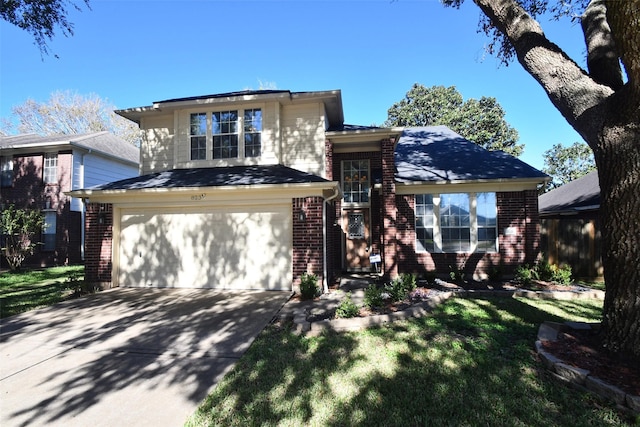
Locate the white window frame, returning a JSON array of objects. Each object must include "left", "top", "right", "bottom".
[
  {"left": 415, "top": 192, "right": 498, "bottom": 253},
  {"left": 189, "top": 112, "right": 207, "bottom": 161},
  {"left": 42, "top": 211, "right": 56, "bottom": 251},
  {"left": 187, "top": 108, "right": 263, "bottom": 161},
  {"left": 341, "top": 160, "right": 371, "bottom": 206},
  {"left": 1, "top": 156, "right": 13, "bottom": 187},
  {"left": 43, "top": 153, "right": 57, "bottom": 184}
]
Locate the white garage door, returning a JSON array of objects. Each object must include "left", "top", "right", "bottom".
[{"left": 117, "top": 205, "right": 292, "bottom": 290}]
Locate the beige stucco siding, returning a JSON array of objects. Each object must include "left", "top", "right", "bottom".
[
  {"left": 281, "top": 102, "right": 326, "bottom": 177},
  {"left": 139, "top": 114, "right": 174, "bottom": 174},
  {"left": 117, "top": 204, "right": 292, "bottom": 290}
]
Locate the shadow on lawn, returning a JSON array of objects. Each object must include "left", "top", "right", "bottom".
[{"left": 188, "top": 297, "right": 628, "bottom": 426}]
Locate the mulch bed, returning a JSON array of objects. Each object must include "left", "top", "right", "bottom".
[{"left": 541, "top": 327, "right": 640, "bottom": 396}]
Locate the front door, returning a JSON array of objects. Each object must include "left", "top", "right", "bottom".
[{"left": 344, "top": 209, "right": 370, "bottom": 271}]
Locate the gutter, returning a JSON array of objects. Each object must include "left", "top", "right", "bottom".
[{"left": 322, "top": 185, "right": 341, "bottom": 294}]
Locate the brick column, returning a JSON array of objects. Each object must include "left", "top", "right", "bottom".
[
  {"left": 381, "top": 137, "right": 397, "bottom": 278},
  {"left": 85, "top": 203, "right": 114, "bottom": 288},
  {"left": 292, "top": 197, "right": 324, "bottom": 291}
]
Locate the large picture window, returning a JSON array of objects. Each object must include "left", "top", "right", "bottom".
[
  {"left": 342, "top": 160, "right": 370, "bottom": 204},
  {"left": 415, "top": 192, "right": 497, "bottom": 253}
]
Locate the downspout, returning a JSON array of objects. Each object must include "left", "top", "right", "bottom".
[{"left": 322, "top": 185, "right": 340, "bottom": 294}]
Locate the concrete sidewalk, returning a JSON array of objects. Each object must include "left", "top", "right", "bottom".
[{"left": 0, "top": 288, "right": 290, "bottom": 427}]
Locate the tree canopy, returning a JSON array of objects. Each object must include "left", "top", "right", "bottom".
[
  {"left": 442, "top": 0, "right": 639, "bottom": 357},
  {"left": 385, "top": 84, "right": 523, "bottom": 157},
  {"left": 1, "top": 91, "right": 140, "bottom": 145},
  {"left": 0, "top": 0, "right": 90, "bottom": 56},
  {"left": 542, "top": 141, "right": 596, "bottom": 190}
]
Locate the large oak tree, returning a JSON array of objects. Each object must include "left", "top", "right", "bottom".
[{"left": 443, "top": 0, "right": 639, "bottom": 357}]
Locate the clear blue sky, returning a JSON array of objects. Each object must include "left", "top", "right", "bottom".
[{"left": 0, "top": 0, "right": 587, "bottom": 170}]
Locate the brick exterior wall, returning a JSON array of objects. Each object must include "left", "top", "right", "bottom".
[
  {"left": 381, "top": 138, "right": 398, "bottom": 277},
  {"left": 84, "top": 203, "right": 114, "bottom": 287},
  {"left": 393, "top": 191, "right": 541, "bottom": 278},
  {"left": 292, "top": 197, "right": 324, "bottom": 290},
  {"left": 0, "top": 151, "right": 82, "bottom": 268}
]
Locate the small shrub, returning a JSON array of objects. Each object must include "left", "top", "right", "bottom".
[
  {"left": 384, "top": 273, "right": 417, "bottom": 302},
  {"left": 536, "top": 257, "right": 555, "bottom": 282},
  {"left": 421, "top": 270, "right": 437, "bottom": 285},
  {"left": 335, "top": 293, "right": 359, "bottom": 318},
  {"left": 299, "top": 273, "right": 319, "bottom": 300},
  {"left": 449, "top": 265, "right": 465, "bottom": 283},
  {"left": 364, "top": 284, "right": 385, "bottom": 309},
  {"left": 552, "top": 264, "right": 573, "bottom": 285},
  {"left": 515, "top": 264, "right": 536, "bottom": 285}
]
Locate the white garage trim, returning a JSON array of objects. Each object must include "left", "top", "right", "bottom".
[{"left": 114, "top": 203, "right": 292, "bottom": 290}]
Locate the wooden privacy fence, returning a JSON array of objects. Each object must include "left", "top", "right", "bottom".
[{"left": 540, "top": 216, "right": 603, "bottom": 280}]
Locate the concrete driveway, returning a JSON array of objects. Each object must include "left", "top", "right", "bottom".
[{"left": 0, "top": 288, "right": 290, "bottom": 427}]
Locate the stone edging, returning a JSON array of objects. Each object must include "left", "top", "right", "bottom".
[
  {"left": 292, "top": 288, "right": 605, "bottom": 336},
  {"left": 536, "top": 321, "right": 640, "bottom": 416}
]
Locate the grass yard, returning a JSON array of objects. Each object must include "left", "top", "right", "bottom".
[
  {"left": 0, "top": 265, "right": 84, "bottom": 318},
  {"left": 186, "top": 296, "right": 636, "bottom": 427}
]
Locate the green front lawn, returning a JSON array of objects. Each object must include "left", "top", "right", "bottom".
[
  {"left": 187, "top": 296, "right": 634, "bottom": 426},
  {"left": 0, "top": 265, "right": 84, "bottom": 318}
]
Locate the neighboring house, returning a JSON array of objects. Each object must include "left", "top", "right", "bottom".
[
  {"left": 69, "top": 90, "right": 548, "bottom": 291},
  {"left": 0, "top": 132, "right": 139, "bottom": 268},
  {"left": 539, "top": 170, "right": 602, "bottom": 279}
]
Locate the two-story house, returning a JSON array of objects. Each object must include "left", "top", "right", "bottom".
[
  {"left": 70, "top": 90, "right": 548, "bottom": 292},
  {"left": 0, "top": 132, "right": 139, "bottom": 268}
]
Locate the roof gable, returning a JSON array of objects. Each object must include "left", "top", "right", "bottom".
[
  {"left": 394, "top": 126, "right": 548, "bottom": 183},
  {"left": 0, "top": 132, "right": 139, "bottom": 165}
]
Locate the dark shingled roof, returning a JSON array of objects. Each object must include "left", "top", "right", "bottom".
[
  {"left": 155, "top": 90, "right": 290, "bottom": 104},
  {"left": 0, "top": 132, "right": 139, "bottom": 164},
  {"left": 539, "top": 170, "right": 600, "bottom": 215},
  {"left": 394, "top": 126, "right": 548, "bottom": 183},
  {"left": 87, "top": 164, "right": 329, "bottom": 191}
]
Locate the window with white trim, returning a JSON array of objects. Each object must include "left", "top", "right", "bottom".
[
  {"left": 1, "top": 156, "right": 13, "bottom": 187},
  {"left": 187, "top": 108, "right": 262, "bottom": 160},
  {"left": 243, "top": 108, "right": 262, "bottom": 157},
  {"left": 190, "top": 113, "right": 207, "bottom": 160},
  {"left": 213, "top": 110, "right": 239, "bottom": 159},
  {"left": 43, "top": 153, "right": 57, "bottom": 184},
  {"left": 342, "top": 160, "right": 370, "bottom": 204},
  {"left": 415, "top": 192, "right": 498, "bottom": 253},
  {"left": 42, "top": 211, "right": 56, "bottom": 251}
]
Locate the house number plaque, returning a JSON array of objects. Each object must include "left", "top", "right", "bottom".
[{"left": 190, "top": 193, "right": 206, "bottom": 201}]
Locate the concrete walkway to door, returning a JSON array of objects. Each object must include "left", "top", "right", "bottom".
[{"left": 0, "top": 288, "right": 291, "bottom": 427}]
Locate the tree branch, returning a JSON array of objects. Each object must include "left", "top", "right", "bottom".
[
  {"left": 605, "top": 0, "right": 640, "bottom": 94},
  {"left": 581, "top": 0, "right": 623, "bottom": 90},
  {"left": 472, "top": 0, "right": 613, "bottom": 140}
]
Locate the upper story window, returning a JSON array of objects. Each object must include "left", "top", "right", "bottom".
[
  {"left": 188, "top": 109, "right": 262, "bottom": 161},
  {"left": 1, "top": 156, "right": 13, "bottom": 187},
  {"left": 43, "top": 153, "right": 58, "bottom": 184},
  {"left": 190, "top": 113, "right": 207, "bottom": 160},
  {"left": 415, "top": 192, "right": 497, "bottom": 253},
  {"left": 212, "top": 110, "right": 239, "bottom": 159},
  {"left": 342, "top": 160, "right": 370, "bottom": 204},
  {"left": 243, "top": 108, "right": 262, "bottom": 158}
]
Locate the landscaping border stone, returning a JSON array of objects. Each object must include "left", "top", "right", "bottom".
[{"left": 535, "top": 321, "right": 639, "bottom": 416}]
